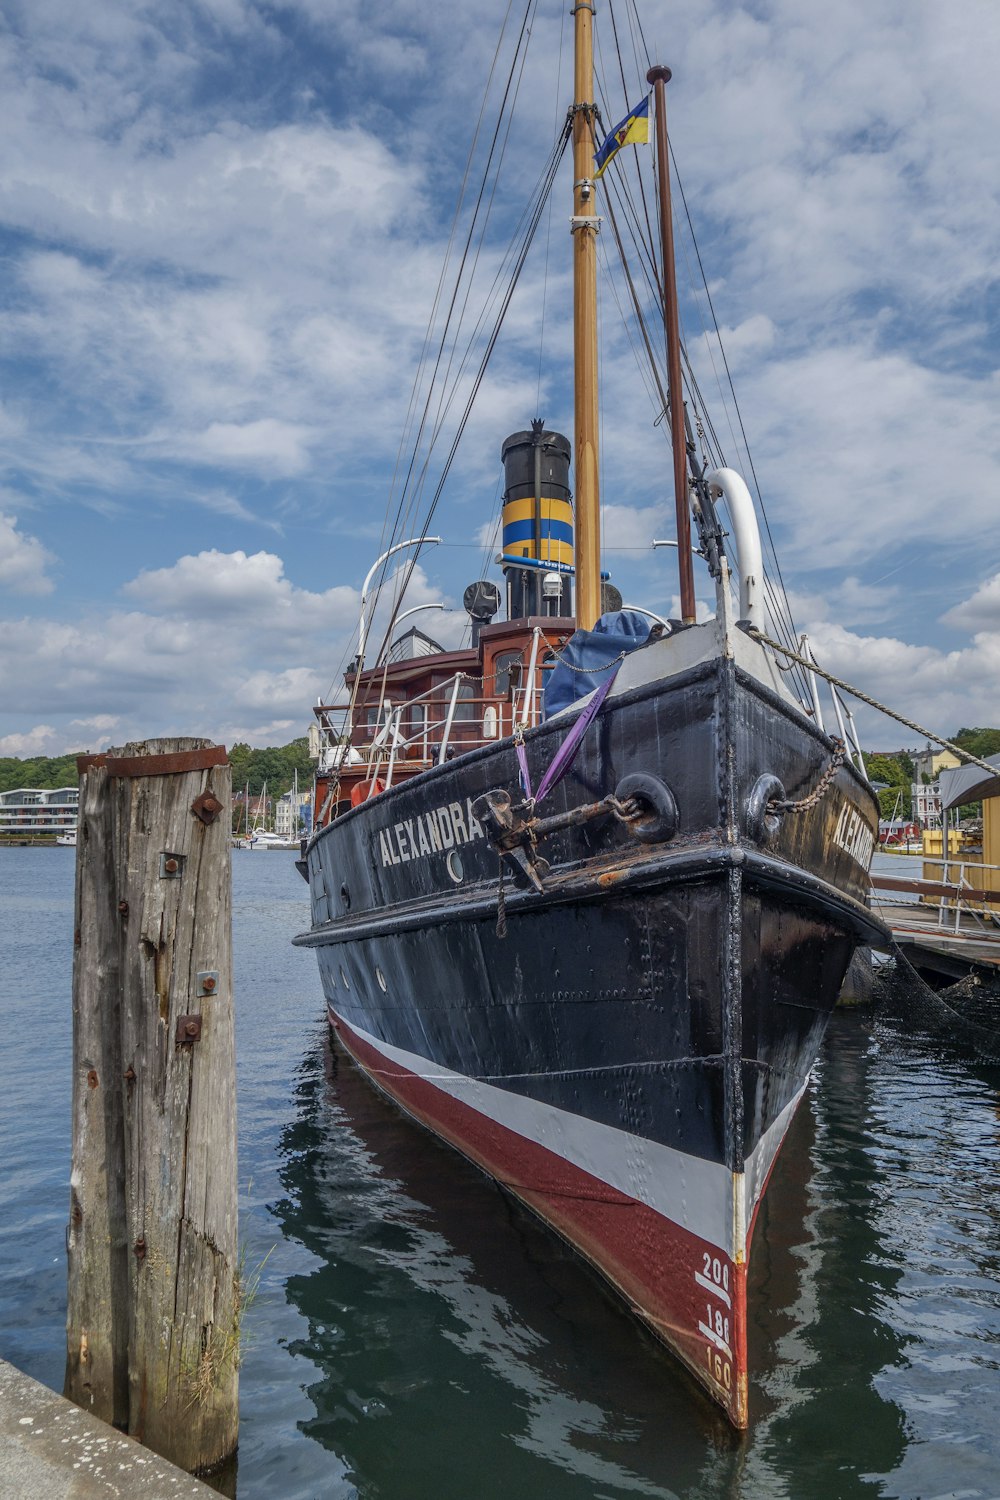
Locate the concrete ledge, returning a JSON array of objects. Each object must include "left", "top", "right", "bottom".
[{"left": 0, "top": 1358, "right": 218, "bottom": 1497}]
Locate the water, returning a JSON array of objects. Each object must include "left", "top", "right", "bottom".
[{"left": 2, "top": 846, "right": 1000, "bottom": 1497}]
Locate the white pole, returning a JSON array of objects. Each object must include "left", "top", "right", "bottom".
[
  {"left": 357, "top": 536, "right": 442, "bottom": 669},
  {"left": 518, "top": 627, "right": 542, "bottom": 727},
  {"left": 438, "top": 675, "right": 464, "bottom": 764}
]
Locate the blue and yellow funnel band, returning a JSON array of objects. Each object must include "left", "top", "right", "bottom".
[{"left": 502, "top": 495, "right": 574, "bottom": 567}]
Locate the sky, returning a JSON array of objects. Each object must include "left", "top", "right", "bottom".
[{"left": 1, "top": 0, "right": 998, "bottom": 760}]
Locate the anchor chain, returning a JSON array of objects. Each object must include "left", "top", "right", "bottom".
[
  {"left": 768, "top": 738, "right": 846, "bottom": 815},
  {"left": 496, "top": 851, "right": 508, "bottom": 939}
]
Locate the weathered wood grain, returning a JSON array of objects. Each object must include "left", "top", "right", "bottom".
[{"left": 65, "top": 738, "right": 238, "bottom": 1474}]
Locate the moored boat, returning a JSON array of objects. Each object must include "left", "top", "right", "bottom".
[{"left": 294, "top": 3, "right": 886, "bottom": 1426}]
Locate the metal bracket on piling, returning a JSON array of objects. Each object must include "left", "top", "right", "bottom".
[{"left": 174, "top": 1014, "right": 202, "bottom": 1047}]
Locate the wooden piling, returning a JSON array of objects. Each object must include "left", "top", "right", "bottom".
[{"left": 65, "top": 739, "right": 238, "bottom": 1474}]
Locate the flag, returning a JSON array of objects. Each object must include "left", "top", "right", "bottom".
[{"left": 593, "top": 96, "right": 650, "bottom": 179}]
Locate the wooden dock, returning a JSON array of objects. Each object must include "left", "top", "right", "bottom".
[{"left": 871, "top": 871, "right": 1000, "bottom": 984}]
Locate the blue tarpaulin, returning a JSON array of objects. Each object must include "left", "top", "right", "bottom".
[{"left": 542, "top": 610, "right": 654, "bottom": 719}]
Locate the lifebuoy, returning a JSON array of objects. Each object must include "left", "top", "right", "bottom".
[
  {"left": 615, "top": 772, "right": 678, "bottom": 843},
  {"left": 350, "top": 778, "right": 385, "bottom": 807}
]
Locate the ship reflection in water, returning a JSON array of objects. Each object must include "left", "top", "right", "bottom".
[{"left": 266, "top": 1002, "right": 1000, "bottom": 1500}]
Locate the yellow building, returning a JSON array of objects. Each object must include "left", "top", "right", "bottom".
[
  {"left": 936, "top": 757, "right": 1000, "bottom": 901},
  {"left": 913, "top": 746, "right": 961, "bottom": 782}
]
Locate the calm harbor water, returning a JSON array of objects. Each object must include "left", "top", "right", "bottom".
[{"left": 2, "top": 846, "right": 999, "bottom": 1498}]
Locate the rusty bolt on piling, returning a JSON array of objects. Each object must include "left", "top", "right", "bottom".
[
  {"left": 134, "top": 1236, "right": 146, "bottom": 1262},
  {"left": 198, "top": 971, "right": 219, "bottom": 994},
  {"left": 87, "top": 1069, "right": 99, "bottom": 1089},
  {"left": 190, "top": 790, "right": 223, "bottom": 825},
  {"left": 118, "top": 900, "right": 129, "bottom": 916},
  {"left": 175, "top": 1014, "right": 202, "bottom": 1046}
]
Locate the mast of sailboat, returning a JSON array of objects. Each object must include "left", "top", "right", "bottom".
[
  {"left": 571, "top": 0, "right": 601, "bottom": 631},
  {"left": 647, "top": 64, "right": 697, "bottom": 624}
]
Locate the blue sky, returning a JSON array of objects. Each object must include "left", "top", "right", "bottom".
[{"left": 1, "top": 0, "right": 998, "bottom": 756}]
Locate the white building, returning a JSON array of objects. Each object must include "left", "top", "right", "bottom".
[
  {"left": 912, "top": 781, "right": 942, "bottom": 826},
  {"left": 274, "top": 789, "right": 311, "bottom": 838},
  {"left": 0, "top": 786, "right": 79, "bottom": 836}
]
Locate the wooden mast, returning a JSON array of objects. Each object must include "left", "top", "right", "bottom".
[
  {"left": 572, "top": 1, "right": 601, "bottom": 630},
  {"left": 647, "top": 64, "right": 697, "bottom": 623}
]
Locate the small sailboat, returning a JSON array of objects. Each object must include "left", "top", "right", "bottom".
[{"left": 295, "top": 4, "right": 885, "bottom": 1425}]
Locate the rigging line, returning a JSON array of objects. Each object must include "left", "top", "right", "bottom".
[
  {"left": 602, "top": 195, "right": 670, "bottom": 426},
  {"left": 323, "top": 1, "right": 525, "bottom": 707},
  {"left": 387, "top": 7, "right": 553, "bottom": 582},
  {"left": 667, "top": 138, "right": 800, "bottom": 647},
  {"left": 364, "top": 45, "right": 551, "bottom": 714},
  {"left": 377, "top": 0, "right": 521, "bottom": 570},
  {"left": 536, "top": 0, "right": 567, "bottom": 411},
  {"left": 416, "top": 0, "right": 542, "bottom": 500},
  {"left": 598, "top": 237, "right": 661, "bottom": 420},
  {"left": 373, "top": 129, "right": 570, "bottom": 666},
  {"left": 416, "top": 123, "right": 563, "bottom": 509},
  {"left": 375, "top": 0, "right": 537, "bottom": 613},
  {"left": 388, "top": 130, "right": 568, "bottom": 601},
  {"left": 606, "top": 0, "right": 659, "bottom": 294},
  {"left": 605, "top": 162, "right": 806, "bottom": 684}
]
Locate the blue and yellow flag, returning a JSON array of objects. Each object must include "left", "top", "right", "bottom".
[{"left": 593, "top": 96, "right": 650, "bottom": 179}]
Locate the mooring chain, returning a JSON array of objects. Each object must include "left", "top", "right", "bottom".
[
  {"left": 769, "top": 738, "right": 846, "bottom": 815},
  {"left": 496, "top": 851, "right": 508, "bottom": 939},
  {"left": 544, "top": 643, "right": 629, "bottom": 674}
]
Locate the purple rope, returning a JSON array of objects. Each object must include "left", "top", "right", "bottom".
[{"left": 518, "top": 663, "right": 621, "bottom": 807}]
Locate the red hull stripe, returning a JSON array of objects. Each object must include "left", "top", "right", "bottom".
[
  {"left": 333, "top": 1013, "right": 806, "bottom": 1256},
  {"left": 334, "top": 1013, "right": 767, "bottom": 1422}
]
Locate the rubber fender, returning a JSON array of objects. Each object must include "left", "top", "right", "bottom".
[
  {"left": 615, "top": 772, "right": 678, "bottom": 844},
  {"left": 746, "top": 773, "right": 785, "bottom": 844}
]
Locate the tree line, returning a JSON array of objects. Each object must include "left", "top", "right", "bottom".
[
  {"left": 861, "top": 727, "right": 1000, "bottom": 820},
  {"left": 4, "top": 727, "right": 999, "bottom": 819},
  {"left": 0, "top": 738, "right": 314, "bottom": 801}
]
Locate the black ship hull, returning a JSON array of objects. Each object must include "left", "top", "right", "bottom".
[{"left": 296, "top": 639, "right": 884, "bottom": 1425}]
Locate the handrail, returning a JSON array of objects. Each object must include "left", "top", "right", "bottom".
[{"left": 438, "top": 674, "right": 465, "bottom": 765}]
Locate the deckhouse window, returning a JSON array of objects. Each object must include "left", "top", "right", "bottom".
[{"left": 493, "top": 651, "right": 522, "bottom": 698}]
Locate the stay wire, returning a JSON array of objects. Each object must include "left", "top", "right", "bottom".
[
  {"left": 370, "top": 126, "right": 570, "bottom": 672},
  {"left": 369, "top": 0, "right": 537, "bottom": 649}
]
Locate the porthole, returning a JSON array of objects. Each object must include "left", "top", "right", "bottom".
[
  {"left": 339, "top": 966, "right": 351, "bottom": 990},
  {"left": 376, "top": 966, "right": 387, "bottom": 992},
  {"left": 446, "top": 850, "right": 464, "bottom": 883}
]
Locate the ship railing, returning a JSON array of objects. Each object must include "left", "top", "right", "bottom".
[
  {"left": 871, "top": 857, "right": 1000, "bottom": 935},
  {"left": 796, "top": 633, "right": 866, "bottom": 775},
  {"left": 313, "top": 668, "right": 549, "bottom": 781}
]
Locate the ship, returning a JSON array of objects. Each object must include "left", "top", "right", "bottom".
[{"left": 293, "top": 3, "right": 886, "bottom": 1427}]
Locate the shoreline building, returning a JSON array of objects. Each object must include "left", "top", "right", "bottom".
[{"left": 0, "top": 787, "right": 79, "bottom": 837}]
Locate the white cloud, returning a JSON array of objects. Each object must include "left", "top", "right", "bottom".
[
  {"left": 796, "top": 567, "right": 1000, "bottom": 746},
  {"left": 123, "top": 548, "right": 358, "bottom": 629},
  {"left": 0, "top": 724, "right": 60, "bottom": 756},
  {"left": 0, "top": 513, "right": 55, "bottom": 594},
  {"left": 941, "top": 572, "right": 1000, "bottom": 634},
  {"left": 0, "top": 0, "right": 998, "bottom": 756}
]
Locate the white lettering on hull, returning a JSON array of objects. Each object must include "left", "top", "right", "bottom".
[
  {"left": 833, "top": 802, "right": 876, "bottom": 871},
  {"left": 378, "top": 796, "right": 485, "bottom": 868}
]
